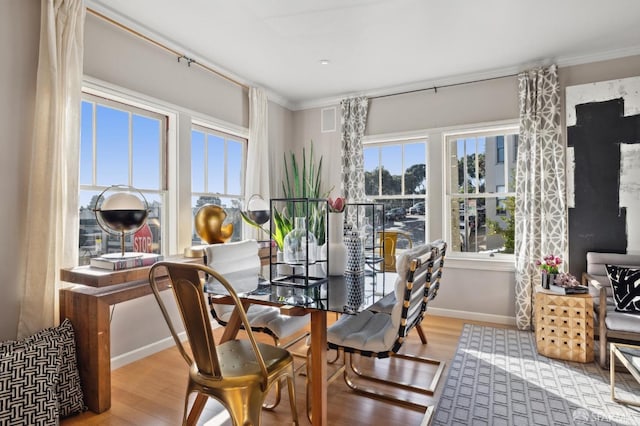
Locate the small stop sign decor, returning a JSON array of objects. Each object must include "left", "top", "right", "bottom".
[{"left": 133, "top": 223, "right": 153, "bottom": 253}]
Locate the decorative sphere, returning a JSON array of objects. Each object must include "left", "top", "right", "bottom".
[
  {"left": 195, "top": 204, "right": 234, "bottom": 244},
  {"left": 247, "top": 195, "right": 270, "bottom": 225},
  {"left": 97, "top": 192, "right": 147, "bottom": 233}
]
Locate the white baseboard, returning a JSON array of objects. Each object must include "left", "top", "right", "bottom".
[
  {"left": 427, "top": 307, "right": 516, "bottom": 326},
  {"left": 111, "top": 332, "right": 187, "bottom": 370}
]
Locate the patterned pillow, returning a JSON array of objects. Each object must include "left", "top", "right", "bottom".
[
  {"left": 0, "top": 343, "right": 60, "bottom": 424},
  {"left": 0, "top": 319, "right": 85, "bottom": 417},
  {"left": 605, "top": 264, "right": 640, "bottom": 313}
]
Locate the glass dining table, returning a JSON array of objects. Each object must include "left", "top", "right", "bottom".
[{"left": 204, "top": 268, "right": 394, "bottom": 426}]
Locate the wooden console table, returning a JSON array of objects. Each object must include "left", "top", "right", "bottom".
[{"left": 59, "top": 256, "right": 203, "bottom": 413}]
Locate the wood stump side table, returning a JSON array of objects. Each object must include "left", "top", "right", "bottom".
[{"left": 534, "top": 286, "right": 594, "bottom": 363}]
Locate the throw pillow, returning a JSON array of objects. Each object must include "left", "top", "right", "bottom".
[
  {"left": 605, "top": 264, "right": 640, "bottom": 313},
  {"left": 0, "top": 319, "right": 85, "bottom": 417},
  {"left": 0, "top": 343, "right": 60, "bottom": 425}
]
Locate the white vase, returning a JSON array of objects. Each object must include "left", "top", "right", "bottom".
[{"left": 327, "top": 212, "right": 347, "bottom": 276}]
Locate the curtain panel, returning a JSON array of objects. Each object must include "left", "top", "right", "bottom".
[
  {"left": 18, "top": 0, "right": 85, "bottom": 337},
  {"left": 340, "top": 97, "right": 368, "bottom": 225},
  {"left": 244, "top": 87, "right": 270, "bottom": 240},
  {"left": 514, "top": 64, "right": 567, "bottom": 330}
]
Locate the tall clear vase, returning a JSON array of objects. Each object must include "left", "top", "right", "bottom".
[{"left": 283, "top": 217, "right": 317, "bottom": 266}]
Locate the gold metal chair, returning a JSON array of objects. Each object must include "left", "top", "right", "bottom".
[
  {"left": 149, "top": 261, "right": 299, "bottom": 426},
  {"left": 324, "top": 241, "right": 447, "bottom": 414},
  {"left": 378, "top": 230, "right": 413, "bottom": 272}
]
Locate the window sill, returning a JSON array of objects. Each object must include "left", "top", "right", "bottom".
[{"left": 446, "top": 255, "right": 515, "bottom": 272}]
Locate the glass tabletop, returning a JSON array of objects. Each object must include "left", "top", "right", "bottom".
[{"left": 204, "top": 269, "right": 396, "bottom": 314}]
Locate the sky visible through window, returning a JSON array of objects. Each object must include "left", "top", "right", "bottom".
[{"left": 79, "top": 100, "right": 162, "bottom": 207}]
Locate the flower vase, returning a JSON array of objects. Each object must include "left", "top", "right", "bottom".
[
  {"left": 541, "top": 271, "right": 557, "bottom": 289},
  {"left": 327, "top": 212, "right": 347, "bottom": 276}
]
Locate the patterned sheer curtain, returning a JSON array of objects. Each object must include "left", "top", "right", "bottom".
[
  {"left": 340, "top": 97, "right": 368, "bottom": 224},
  {"left": 244, "top": 87, "right": 269, "bottom": 240},
  {"left": 514, "top": 65, "right": 567, "bottom": 330},
  {"left": 18, "top": 0, "right": 85, "bottom": 337}
]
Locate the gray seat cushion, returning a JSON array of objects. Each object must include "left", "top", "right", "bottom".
[
  {"left": 212, "top": 304, "right": 309, "bottom": 339},
  {"left": 604, "top": 307, "right": 640, "bottom": 334},
  {"left": 327, "top": 310, "right": 396, "bottom": 353}
]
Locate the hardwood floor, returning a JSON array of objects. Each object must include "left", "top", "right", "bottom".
[{"left": 61, "top": 315, "right": 510, "bottom": 425}]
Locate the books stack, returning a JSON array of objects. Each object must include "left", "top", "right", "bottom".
[
  {"left": 90, "top": 253, "right": 163, "bottom": 271},
  {"left": 549, "top": 283, "right": 589, "bottom": 295}
]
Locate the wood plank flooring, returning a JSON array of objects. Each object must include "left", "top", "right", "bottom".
[{"left": 61, "top": 315, "right": 511, "bottom": 425}]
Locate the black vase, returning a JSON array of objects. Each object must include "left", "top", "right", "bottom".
[{"left": 541, "top": 271, "right": 557, "bottom": 289}]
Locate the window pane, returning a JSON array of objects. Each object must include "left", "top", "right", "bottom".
[
  {"left": 227, "top": 139, "right": 243, "bottom": 195},
  {"left": 132, "top": 114, "right": 160, "bottom": 190},
  {"left": 96, "top": 105, "right": 129, "bottom": 186},
  {"left": 371, "top": 198, "right": 424, "bottom": 247},
  {"left": 507, "top": 134, "right": 518, "bottom": 192},
  {"left": 364, "top": 147, "right": 379, "bottom": 196},
  {"left": 192, "top": 196, "right": 243, "bottom": 244},
  {"left": 207, "top": 134, "right": 225, "bottom": 193},
  {"left": 191, "top": 130, "right": 205, "bottom": 193},
  {"left": 486, "top": 196, "right": 515, "bottom": 254},
  {"left": 80, "top": 101, "right": 93, "bottom": 185},
  {"left": 496, "top": 136, "right": 504, "bottom": 163},
  {"left": 380, "top": 145, "right": 402, "bottom": 195},
  {"left": 404, "top": 143, "right": 426, "bottom": 194}
]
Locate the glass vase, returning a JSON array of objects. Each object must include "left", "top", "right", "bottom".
[{"left": 283, "top": 217, "right": 317, "bottom": 266}]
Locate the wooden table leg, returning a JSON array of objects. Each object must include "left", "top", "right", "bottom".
[
  {"left": 60, "top": 288, "right": 111, "bottom": 413},
  {"left": 310, "top": 310, "right": 327, "bottom": 426}
]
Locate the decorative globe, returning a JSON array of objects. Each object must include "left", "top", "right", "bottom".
[
  {"left": 94, "top": 185, "right": 149, "bottom": 258},
  {"left": 247, "top": 195, "right": 270, "bottom": 225},
  {"left": 98, "top": 192, "right": 148, "bottom": 232}
]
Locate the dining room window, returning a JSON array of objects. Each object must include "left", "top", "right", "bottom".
[
  {"left": 445, "top": 126, "right": 518, "bottom": 256},
  {"left": 78, "top": 92, "right": 168, "bottom": 264},
  {"left": 191, "top": 124, "right": 247, "bottom": 243}
]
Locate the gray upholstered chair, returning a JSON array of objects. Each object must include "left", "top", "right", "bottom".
[
  {"left": 324, "top": 240, "right": 447, "bottom": 412},
  {"left": 582, "top": 251, "right": 640, "bottom": 367},
  {"left": 205, "top": 240, "right": 310, "bottom": 408}
]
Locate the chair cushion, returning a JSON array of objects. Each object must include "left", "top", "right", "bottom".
[
  {"left": 604, "top": 308, "right": 640, "bottom": 333},
  {"left": 0, "top": 342, "right": 61, "bottom": 424},
  {"left": 0, "top": 319, "right": 85, "bottom": 418},
  {"left": 587, "top": 252, "right": 640, "bottom": 289},
  {"left": 605, "top": 265, "right": 640, "bottom": 313},
  {"left": 212, "top": 304, "right": 309, "bottom": 339},
  {"left": 327, "top": 310, "right": 397, "bottom": 353}
]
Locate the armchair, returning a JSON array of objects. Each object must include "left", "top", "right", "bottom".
[
  {"left": 582, "top": 251, "right": 640, "bottom": 367},
  {"left": 325, "top": 240, "right": 447, "bottom": 412}
]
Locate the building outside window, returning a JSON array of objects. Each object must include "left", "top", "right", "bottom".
[
  {"left": 445, "top": 126, "right": 518, "bottom": 256},
  {"left": 78, "top": 93, "right": 167, "bottom": 265},
  {"left": 363, "top": 139, "right": 427, "bottom": 248},
  {"left": 191, "top": 124, "right": 246, "bottom": 244}
]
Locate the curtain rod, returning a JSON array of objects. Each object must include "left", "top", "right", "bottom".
[
  {"left": 86, "top": 7, "right": 249, "bottom": 91},
  {"left": 370, "top": 73, "right": 519, "bottom": 100}
]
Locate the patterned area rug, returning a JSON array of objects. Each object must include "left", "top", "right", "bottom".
[{"left": 433, "top": 324, "right": 640, "bottom": 426}]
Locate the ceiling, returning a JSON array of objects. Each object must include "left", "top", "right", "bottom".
[{"left": 88, "top": 0, "right": 640, "bottom": 109}]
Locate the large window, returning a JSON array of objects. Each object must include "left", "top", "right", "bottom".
[
  {"left": 364, "top": 139, "right": 427, "bottom": 246},
  {"left": 78, "top": 93, "right": 167, "bottom": 265},
  {"left": 445, "top": 126, "right": 518, "bottom": 256},
  {"left": 191, "top": 125, "right": 246, "bottom": 244}
]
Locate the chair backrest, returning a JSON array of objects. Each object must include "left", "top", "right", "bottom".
[
  {"left": 148, "top": 262, "right": 269, "bottom": 386},
  {"left": 390, "top": 240, "right": 447, "bottom": 350},
  {"left": 586, "top": 252, "right": 640, "bottom": 297}
]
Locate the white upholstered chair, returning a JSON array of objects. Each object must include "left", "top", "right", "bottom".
[{"left": 324, "top": 240, "right": 447, "bottom": 412}]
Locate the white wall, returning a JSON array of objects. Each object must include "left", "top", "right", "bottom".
[{"left": 0, "top": 0, "right": 40, "bottom": 340}]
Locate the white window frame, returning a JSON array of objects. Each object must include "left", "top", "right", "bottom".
[
  {"left": 191, "top": 121, "right": 248, "bottom": 241},
  {"left": 363, "top": 135, "right": 429, "bottom": 243},
  {"left": 82, "top": 78, "right": 182, "bottom": 255},
  {"left": 443, "top": 123, "right": 518, "bottom": 262}
]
